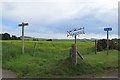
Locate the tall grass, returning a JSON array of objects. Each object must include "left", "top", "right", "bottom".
[{"left": 2, "top": 40, "right": 118, "bottom": 77}]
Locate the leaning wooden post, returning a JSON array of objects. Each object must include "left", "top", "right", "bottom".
[
  {"left": 70, "top": 44, "right": 77, "bottom": 65},
  {"left": 18, "top": 22, "right": 28, "bottom": 54}
]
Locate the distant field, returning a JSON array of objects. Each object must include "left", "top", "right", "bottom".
[{"left": 2, "top": 40, "right": 118, "bottom": 78}]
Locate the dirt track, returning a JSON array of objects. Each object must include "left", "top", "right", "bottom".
[
  {"left": 74, "top": 69, "right": 118, "bottom": 78},
  {"left": 1, "top": 69, "right": 118, "bottom": 78},
  {"left": 2, "top": 69, "right": 17, "bottom": 78}
]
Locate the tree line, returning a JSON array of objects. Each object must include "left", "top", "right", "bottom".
[
  {"left": 1, "top": 33, "right": 119, "bottom": 51},
  {"left": 0, "top": 33, "right": 21, "bottom": 40}
]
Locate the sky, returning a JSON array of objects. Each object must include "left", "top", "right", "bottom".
[{"left": 0, "top": 0, "right": 119, "bottom": 39}]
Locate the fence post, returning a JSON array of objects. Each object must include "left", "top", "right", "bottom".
[
  {"left": 33, "top": 43, "right": 37, "bottom": 56},
  {"left": 70, "top": 44, "right": 77, "bottom": 65},
  {"left": 95, "top": 40, "right": 97, "bottom": 54}
]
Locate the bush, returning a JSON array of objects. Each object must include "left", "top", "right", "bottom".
[
  {"left": 33, "top": 38, "right": 39, "bottom": 41},
  {"left": 46, "top": 39, "right": 52, "bottom": 41},
  {"left": 114, "top": 39, "right": 120, "bottom": 51},
  {"left": 97, "top": 39, "right": 106, "bottom": 51},
  {"left": 11, "top": 35, "right": 17, "bottom": 40},
  {"left": 1, "top": 33, "right": 21, "bottom": 40},
  {"left": 2, "top": 33, "right": 11, "bottom": 40},
  {"left": 97, "top": 39, "right": 117, "bottom": 51}
]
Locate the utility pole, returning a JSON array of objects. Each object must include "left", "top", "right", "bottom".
[
  {"left": 104, "top": 28, "right": 112, "bottom": 55},
  {"left": 18, "top": 22, "right": 28, "bottom": 54}
]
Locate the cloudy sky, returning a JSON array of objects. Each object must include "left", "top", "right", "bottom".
[{"left": 0, "top": 0, "right": 119, "bottom": 39}]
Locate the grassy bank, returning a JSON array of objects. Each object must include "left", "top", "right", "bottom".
[{"left": 2, "top": 40, "right": 118, "bottom": 77}]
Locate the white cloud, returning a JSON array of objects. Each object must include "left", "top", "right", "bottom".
[
  {"left": 1, "top": 24, "right": 118, "bottom": 39},
  {"left": 89, "top": 0, "right": 118, "bottom": 9},
  {"left": 2, "top": 2, "right": 91, "bottom": 23},
  {"left": 0, "top": 24, "right": 1, "bottom": 33},
  {"left": 94, "top": 8, "right": 118, "bottom": 24},
  {"left": 1, "top": 0, "right": 118, "bottom": 39},
  {"left": 1, "top": 25, "right": 21, "bottom": 36},
  {"left": 2, "top": 0, "right": 118, "bottom": 23}
]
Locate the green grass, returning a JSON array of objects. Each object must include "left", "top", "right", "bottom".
[{"left": 2, "top": 40, "right": 118, "bottom": 78}]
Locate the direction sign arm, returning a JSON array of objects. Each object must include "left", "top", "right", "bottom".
[
  {"left": 18, "top": 24, "right": 22, "bottom": 26},
  {"left": 24, "top": 23, "right": 29, "bottom": 26}
]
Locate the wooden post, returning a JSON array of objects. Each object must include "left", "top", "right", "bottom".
[
  {"left": 75, "top": 34, "right": 76, "bottom": 44},
  {"left": 107, "top": 31, "right": 109, "bottom": 55},
  {"left": 70, "top": 44, "right": 77, "bottom": 65},
  {"left": 18, "top": 22, "right": 28, "bottom": 54},
  {"left": 33, "top": 43, "right": 37, "bottom": 56},
  {"left": 22, "top": 23, "right": 24, "bottom": 54},
  {"left": 95, "top": 40, "right": 97, "bottom": 54}
]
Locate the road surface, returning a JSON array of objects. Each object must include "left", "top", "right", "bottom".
[
  {"left": 2, "top": 69, "right": 17, "bottom": 78},
  {"left": 1, "top": 69, "right": 118, "bottom": 78}
]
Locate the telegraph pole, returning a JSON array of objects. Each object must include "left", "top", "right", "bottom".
[{"left": 18, "top": 22, "right": 28, "bottom": 54}]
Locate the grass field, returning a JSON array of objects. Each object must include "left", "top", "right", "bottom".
[{"left": 1, "top": 40, "right": 118, "bottom": 78}]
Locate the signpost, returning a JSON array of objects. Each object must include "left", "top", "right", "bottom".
[
  {"left": 67, "top": 27, "right": 85, "bottom": 65},
  {"left": 67, "top": 27, "right": 85, "bottom": 44},
  {"left": 104, "top": 28, "right": 112, "bottom": 55},
  {"left": 18, "top": 22, "right": 28, "bottom": 54}
]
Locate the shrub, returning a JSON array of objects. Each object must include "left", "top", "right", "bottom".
[
  {"left": 97, "top": 39, "right": 117, "bottom": 51},
  {"left": 46, "top": 39, "right": 52, "bottom": 41}
]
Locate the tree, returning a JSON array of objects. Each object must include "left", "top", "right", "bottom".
[
  {"left": 97, "top": 39, "right": 117, "bottom": 51},
  {"left": 11, "top": 35, "right": 17, "bottom": 40},
  {"left": 109, "top": 40, "right": 116, "bottom": 49},
  {"left": 46, "top": 39, "right": 52, "bottom": 41},
  {"left": 1, "top": 33, "right": 21, "bottom": 40},
  {"left": 0, "top": 34, "right": 2, "bottom": 40},
  {"left": 2, "top": 33, "right": 10, "bottom": 40},
  {"left": 17, "top": 37, "right": 21, "bottom": 40}
]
